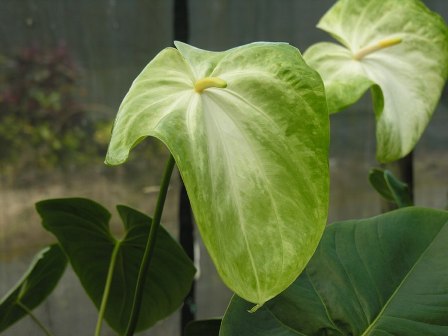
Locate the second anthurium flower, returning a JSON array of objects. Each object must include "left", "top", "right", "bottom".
[
  {"left": 304, "top": 0, "right": 448, "bottom": 163},
  {"left": 105, "top": 41, "right": 329, "bottom": 306}
]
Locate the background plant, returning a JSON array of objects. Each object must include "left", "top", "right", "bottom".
[{"left": 0, "top": 43, "right": 109, "bottom": 182}]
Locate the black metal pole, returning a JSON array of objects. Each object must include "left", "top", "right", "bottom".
[
  {"left": 173, "top": 0, "right": 195, "bottom": 334},
  {"left": 174, "top": 0, "right": 189, "bottom": 44},
  {"left": 179, "top": 182, "right": 195, "bottom": 334},
  {"left": 397, "top": 151, "right": 414, "bottom": 202}
]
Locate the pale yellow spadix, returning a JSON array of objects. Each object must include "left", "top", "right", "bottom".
[
  {"left": 194, "top": 77, "right": 227, "bottom": 93},
  {"left": 353, "top": 37, "right": 402, "bottom": 60}
]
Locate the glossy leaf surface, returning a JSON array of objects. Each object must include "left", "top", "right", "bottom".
[
  {"left": 304, "top": 0, "right": 448, "bottom": 162},
  {"left": 0, "top": 244, "right": 67, "bottom": 332},
  {"left": 221, "top": 207, "right": 448, "bottom": 336},
  {"left": 36, "top": 198, "right": 195, "bottom": 334},
  {"left": 105, "top": 42, "right": 329, "bottom": 304}
]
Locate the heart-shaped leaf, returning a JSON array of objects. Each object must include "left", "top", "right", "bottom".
[
  {"left": 0, "top": 244, "right": 67, "bottom": 333},
  {"left": 304, "top": 0, "right": 448, "bottom": 162},
  {"left": 36, "top": 198, "right": 195, "bottom": 334},
  {"left": 105, "top": 42, "right": 329, "bottom": 305},
  {"left": 221, "top": 207, "right": 448, "bottom": 335}
]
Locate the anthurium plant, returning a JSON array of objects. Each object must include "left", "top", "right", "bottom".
[{"left": 0, "top": 0, "right": 447, "bottom": 335}]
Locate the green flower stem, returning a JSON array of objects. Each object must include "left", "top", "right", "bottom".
[
  {"left": 125, "top": 154, "right": 176, "bottom": 336},
  {"left": 17, "top": 301, "right": 53, "bottom": 336},
  {"left": 94, "top": 241, "right": 122, "bottom": 336}
]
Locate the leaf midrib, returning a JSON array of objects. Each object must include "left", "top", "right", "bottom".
[
  {"left": 360, "top": 222, "right": 446, "bottom": 336},
  {"left": 203, "top": 93, "right": 262, "bottom": 300},
  {"left": 207, "top": 90, "right": 287, "bottom": 290}
]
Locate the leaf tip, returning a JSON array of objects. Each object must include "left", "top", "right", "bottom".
[
  {"left": 104, "top": 152, "right": 128, "bottom": 167},
  {"left": 247, "top": 302, "right": 264, "bottom": 313}
]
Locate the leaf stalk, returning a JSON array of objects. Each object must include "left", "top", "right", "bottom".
[
  {"left": 124, "top": 154, "right": 176, "bottom": 335},
  {"left": 94, "top": 241, "right": 122, "bottom": 336},
  {"left": 17, "top": 301, "right": 53, "bottom": 336}
]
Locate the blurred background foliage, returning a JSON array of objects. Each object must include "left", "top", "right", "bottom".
[
  {"left": 0, "top": 43, "right": 112, "bottom": 183},
  {"left": 0, "top": 41, "right": 169, "bottom": 187}
]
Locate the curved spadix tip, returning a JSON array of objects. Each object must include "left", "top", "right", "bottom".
[{"left": 194, "top": 77, "right": 227, "bottom": 93}]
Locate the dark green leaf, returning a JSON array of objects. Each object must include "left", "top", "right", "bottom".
[
  {"left": 384, "top": 170, "right": 413, "bottom": 208},
  {"left": 185, "top": 319, "right": 221, "bottom": 336},
  {"left": 369, "top": 168, "right": 413, "bottom": 208},
  {"left": 36, "top": 198, "right": 196, "bottom": 334},
  {"left": 0, "top": 244, "right": 67, "bottom": 332},
  {"left": 368, "top": 168, "right": 395, "bottom": 201},
  {"left": 221, "top": 207, "right": 448, "bottom": 336}
]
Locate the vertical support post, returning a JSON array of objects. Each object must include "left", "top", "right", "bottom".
[
  {"left": 173, "top": 0, "right": 195, "bottom": 334},
  {"left": 179, "top": 183, "right": 195, "bottom": 333},
  {"left": 174, "top": 0, "right": 189, "bottom": 44}
]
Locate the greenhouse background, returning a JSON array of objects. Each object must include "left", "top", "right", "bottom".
[{"left": 0, "top": 1, "right": 447, "bottom": 335}]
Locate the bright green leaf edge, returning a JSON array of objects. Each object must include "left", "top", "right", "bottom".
[
  {"left": 0, "top": 244, "right": 67, "bottom": 333},
  {"left": 221, "top": 206, "right": 448, "bottom": 336},
  {"left": 105, "top": 42, "right": 330, "bottom": 305},
  {"left": 36, "top": 198, "right": 196, "bottom": 334}
]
